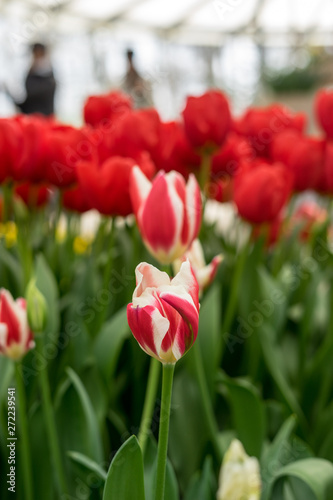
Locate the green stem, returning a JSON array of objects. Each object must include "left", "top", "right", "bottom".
[
  {"left": 36, "top": 337, "right": 68, "bottom": 495},
  {"left": 16, "top": 221, "right": 33, "bottom": 291},
  {"left": 192, "top": 342, "right": 223, "bottom": 463},
  {"left": 138, "top": 357, "right": 161, "bottom": 455},
  {"left": 155, "top": 363, "right": 175, "bottom": 500},
  {"left": 222, "top": 241, "right": 249, "bottom": 337},
  {"left": 95, "top": 219, "right": 115, "bottom": 333},
  {"left": 2, "top": 182, "right": 13, "bottom": 222},
  {"left": 199, "top": 153, "right": 211, "bottom": 192},
  {"left": 15, "top": 363, "right": 33, "bottom": 500}
]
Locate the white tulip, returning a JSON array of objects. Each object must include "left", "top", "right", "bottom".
[{"left": 217, "top": 440, "right": 261, "bottom": 500}]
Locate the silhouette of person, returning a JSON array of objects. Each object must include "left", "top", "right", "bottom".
[
  {"left": 15, "top": 43, "right": 56, "bottom": 116},
  {"left": 122, "top": 49, "right": 153, "bottom": 109}
]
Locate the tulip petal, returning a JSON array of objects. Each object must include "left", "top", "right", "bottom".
[
  {"left": 0, "top": 290, "right": 22, "bottom": 346},
  {"left": 140, "top": 172, "right": 183, "bottom": 254},
  {"left": 127, "top": 304, "right": 169, "bottom": 361},
  {"left": 158, "top": 299, "right": 191, "bottom": 361},
  {"left": 160, "top": 289, "right": 198, "bottom": 342},
  {"left": 0, "top": 323, "right": 8, "bottom": 354},
  {"left": 186, "top": 174, "right": 202, "bottom": 244},
  {"left": 134, "top": 262, "right": 170, "bottom": 298},
  {"left": 130, "top": 166, "right": 152, "bottom": 217},
  {"left": 170, "top": 260, "right": 200, "bottom": 311},
  {"left": 169, "top": 171, "right": 189, "bottom": 246}
]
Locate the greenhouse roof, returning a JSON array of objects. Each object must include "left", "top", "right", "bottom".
[{"left": 2, "top": 0, "right": 333, "bottom": 46}]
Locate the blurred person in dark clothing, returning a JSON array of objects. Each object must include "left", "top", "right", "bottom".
[
  {"left": 123, "top": 49, "right": 153, "bottom": 108},
  {"left": 16, "top": 43, "right": 56, "bottom": 116}
]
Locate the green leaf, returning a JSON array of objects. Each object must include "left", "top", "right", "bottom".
[
  {"left": 67, "top": 451, "right": 107, "bottom": 480},
  {"left": 0, "top": 245, "right": 23, "bottom": 294},
  {"left": 94, "top": 306, "right": 130, "bottom": 382},
  {"left": 218, "top": 373, "right": 265, "bottom": 458},
  {"left": 102, "top": 436, "right": 145, "bottom": 500},
  {"left": 168, "top": 370, "right": 210, "bottom": 490},
  {"left": 66, "top": 367, "right": 103, "bottom": 462},
  {"left": 197, "top": 285, "right": 221, "bottom": 394},
  {"left": 35, "top": 253, "right": 59, "bottom": 345},
  {"left": 183, "top": 456, "right": 216, "bottom": 500},
  {"left": 258, "top": 324, "right": 306, "bottom": 430},
  {"left": 144, "top": 437, "right": 179, "bottom": 500},
  {"left": 0, "top": 357, "right": 14, "bottom": 407},
  {"left": 261, "top": 416, "right": 297, "bottom": 500},
  {"left": 29, "top": 403, "right": 56, "bottom": 500},
  {"left": 55, "top": 367, "right": 103, "bottom": 480},
  {"left": 258, "top": 266, "right": 289, "bottom": 337},
  {"left": 272, "top": 459, "right": 333, "bottom": 500}
]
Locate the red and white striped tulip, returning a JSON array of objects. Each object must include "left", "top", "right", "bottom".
[
  {"left": 127, "top": 261, "right": 200, "bottom": 364},
  {"left": 0, "top": 289, "right": 35, "bottom": 361},
  {"left": 173, "top": 239, "right": 223, "bottom": 296},
  {"left": 130, "top": 167, "right": 202, "bottom": 264}
]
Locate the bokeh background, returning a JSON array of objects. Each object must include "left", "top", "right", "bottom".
[{"left": 1, "top": 0, "right": 333, "bottom": 125}]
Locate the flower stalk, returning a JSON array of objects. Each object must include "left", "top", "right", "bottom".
[
  {"left": 36, "top": 337, "right": 68, "bottom": 495},
  {"left": 15, "top": 363, "right": 33, "bottom": 500},
  {"left": 138, "top": 357, "right": 161, "bottom": 455},
  {"left": 155, "top": 363, "right": 175, "bottom": 500}
]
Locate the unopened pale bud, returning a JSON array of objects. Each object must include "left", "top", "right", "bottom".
[
  {"left": 26, "top": 280, "right": 47, "bottom": 334},
  {"left": 217, "top": 439, "right": 261, "bottom": 500}
]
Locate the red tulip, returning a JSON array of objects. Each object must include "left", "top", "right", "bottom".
[
  {"left": 208, "top": 133, "right": 254, "bottom": 202},
  {"left": 83, "top": 91, "right": 132, "bottom": 128},
  {"left": 11, "top": 115, "right": 49, "bottom": 182},
  {"left": 0, "top": 118, "right": 22, "bottom": 183},
  {"left": 270, "top": 130, "right": 325, "bottom": 192},
  {"left": 111, "top": 108, "right": 161, "bottom": 160},
  {"left": 130, "top": 167, "right": 202, "bottom": 264},
  {"left": 315, "top": 89, "right": 333, "bottom": 139},
  {"left": 14, "top": 182, "right": 51, "bottom": 208},
  {"left": 251, "top": 214, "right": 283, "bottom": 247},
  {"left": 321, "top": 140, "right": 333, "bottom": 193},
  {"left": 63, "top": 185, "right": 92, "bottom": 213},
  {"left": 211, "top": 133, "right": 254, "bottom": 178},
  {"left": 237, "top": 104, "right": 306, "bottom": 157},
  {"left": 77, "top": 154, "right": 155, "bottom": 216},
  {"left": 153, "top": 121, "right": 201, "bottom": 179},
  {"left": 0, "top": 289, "right": 34, "bottom": 361},
  {"left": 234, "top": 161, "right": 293, "bottom": 224},
  {"left": 182, "top": 90, "right": 231, "bottom": 150},
  {"left": 44, "top": 125, "right": 94, "bottom": 187},
  {"left": 206, "top": 176, "right": 235, "bottom": 203},
  {"left": 127, "top": 261, "right": 199, "bottom": 363}
]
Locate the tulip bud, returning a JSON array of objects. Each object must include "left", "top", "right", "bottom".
[
  {"left": 217, "top": 440, "right": 261, "bottom": 500},
  {"left": 26, "top": 280, "right": 47, "bottom": 334},
  {"left": 234, "top": 161, "right": 293, "bottom": 224},
  {"left": 173, "top": 239, "right": 223, "bottom": 296},
  {"left": 127, "top": 261, "right": 200, "bottom": 364},
  {"left": 130, "top": 168, "right": 202, "bottom": 264},
  {"left": 0, "top": 289, "right": 35, "bottom": 361},
  {"left": 182, "top": 90, "right": 231, "bottom": 150}
]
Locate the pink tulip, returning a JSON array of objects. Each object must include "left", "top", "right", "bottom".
[
  {"left": 127, "top": 261, "right": 200, "bottom": 363},
  {"left": 0, "top": 289, "right": 34, "bottom": 361},
  {"left": 173, "top": 239, "right": 223, "bottom": 296},
  {"left": 130, "top": 167, "right": 202, "bottom": 264}
]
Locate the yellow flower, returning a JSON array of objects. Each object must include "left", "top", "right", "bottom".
[
  {"left": 0, "top": 222, "right": 18, "bottom": 248},
  {"left": 73, "top": 236, "right": 93, "bottom": 255}
]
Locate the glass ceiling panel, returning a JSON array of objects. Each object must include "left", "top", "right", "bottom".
[
  {"left": 1, "top": 0, "right": 332, "bottom": 43},
  {"left": 68, "top": 0, "right": 141, "bottom": 21},
  {"left": 187, "top": 0, "right": 259, "bottom": 31},
  {"left": 125, "top": 0, "right": 199, "bottom": 28}
]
